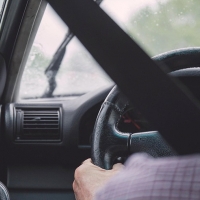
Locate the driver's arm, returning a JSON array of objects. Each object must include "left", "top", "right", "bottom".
[
  {"left": 73, "top": 158, "right": 123, "bottom": 200},
  {"left": 73, "top": 153, "right": 200, "bottom": 200}
]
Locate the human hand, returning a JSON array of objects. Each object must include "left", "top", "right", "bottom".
[{"left": 73, "top": 158, "right": 123, "bottom": 200}]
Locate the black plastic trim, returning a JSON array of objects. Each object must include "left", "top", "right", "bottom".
[
  {"left": 0, "top": 0, "right": 29, "bottom": 67},
  {"left": 13, "top": 106, "right": 62, "bottom": 143},
  {"left": 5, "top": 103, "right": 63, "bottom": 144}
]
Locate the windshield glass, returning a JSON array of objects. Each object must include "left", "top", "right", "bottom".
[
  {"left": 19, "top": 0, "right": 200, "bottom": 100},
  {"left": 101, "top": 0, "right": 200, "bottom": 56}
]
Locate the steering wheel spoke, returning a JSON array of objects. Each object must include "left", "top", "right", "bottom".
[{"left": 130, "top": 131, "right": 176, "bottom": 157}]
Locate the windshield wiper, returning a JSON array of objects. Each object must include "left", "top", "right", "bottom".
[
  {"left": 42, "top": 0, "right": 103, "bottom": 98},
  {"left": 42, "top": 30, "right": 73, "bottom": 98}
]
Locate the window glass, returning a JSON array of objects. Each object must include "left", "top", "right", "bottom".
[
  {"left": 19, "top": 4, "right": 112, "bottom": 99},
  {"left": 0, "top": 0, "right": 6, "bottom": 21},
  {"left": 0, "top": 0, "right": 5, "bottom": 10},
  {"left": 19, "top": 0, "right": 200, "bottom": 99},
  {"left": 101, "top": 0, "right": 200, "bottom": 56}
]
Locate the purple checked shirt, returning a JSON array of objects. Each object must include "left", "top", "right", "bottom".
[{"left": 95, "top": 153, "right": 200, "bottom": 200}]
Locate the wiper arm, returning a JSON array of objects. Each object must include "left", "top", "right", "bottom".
[
  {"left": 42, "top": 0, "right": 103, "bottom": 98},
  {"left": 42, "top": 30, "right": 73, "bottom": 98}
]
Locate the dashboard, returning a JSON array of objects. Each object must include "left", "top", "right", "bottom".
[{"left": 2, "top": 85, "right": 113, "bottom": 198}]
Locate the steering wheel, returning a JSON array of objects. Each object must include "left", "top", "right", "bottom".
[{"left": 91, "top": 48, "right": 200, "bottom": 170}]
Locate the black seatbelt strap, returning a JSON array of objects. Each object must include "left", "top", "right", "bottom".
[{"left": 48, "top": 0, "right": 200, "bottom": 154}]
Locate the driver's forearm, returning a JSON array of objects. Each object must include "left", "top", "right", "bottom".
[{"left": 95, "top": 153, "right": 200, "bottom": 200}]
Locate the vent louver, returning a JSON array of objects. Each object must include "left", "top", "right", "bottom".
[{"left": 15, "top": 107, "right": 61, "bottom": 142}]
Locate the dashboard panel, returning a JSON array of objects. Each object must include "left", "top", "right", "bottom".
[{"left": 2, "top": 85, "right": 113, "bottom": 194}]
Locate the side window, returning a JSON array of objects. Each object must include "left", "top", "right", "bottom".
[
  {"left": 19, "top": 4, "right": 112, "bottom": 100},
  {"left": 0, "top": 0, "right": 6, "bottom": 23}
]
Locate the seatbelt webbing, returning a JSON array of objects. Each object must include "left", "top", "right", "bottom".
[{"left": 48, "top": 0, "right": 200, "bottom": 154}]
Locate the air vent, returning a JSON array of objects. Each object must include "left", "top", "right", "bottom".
[{"left": 14, "top": 107, "right": 62, "bottom": 142}]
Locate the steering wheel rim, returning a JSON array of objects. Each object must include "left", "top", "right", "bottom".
[{"left": 91, "top": 48, "right": 200, "bottom": 170}]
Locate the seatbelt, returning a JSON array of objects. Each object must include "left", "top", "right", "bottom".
[{"left": 48, "top": 0, "right": 200, "bottom": 155}]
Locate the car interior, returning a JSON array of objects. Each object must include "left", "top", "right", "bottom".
[{"left": 0, "top": 0, "right": 200, "bottom": 199}]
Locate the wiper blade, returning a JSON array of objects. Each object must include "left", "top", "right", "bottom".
[{"left": 42, "top": 30, "right": 73, "bottom": 98}]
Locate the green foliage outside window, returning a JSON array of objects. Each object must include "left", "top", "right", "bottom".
[{"left": 127, "top": 0, "right": 200, "bottom": 56}]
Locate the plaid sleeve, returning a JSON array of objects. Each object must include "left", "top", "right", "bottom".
[{"left": 95, "top": 153, "right": 200, "bottom": 200}]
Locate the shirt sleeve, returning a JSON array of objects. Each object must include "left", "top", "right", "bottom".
[{"left": 95, "top": 153, "right": 200, "bottom": 200}]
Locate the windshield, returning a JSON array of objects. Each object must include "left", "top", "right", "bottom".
[{"left": 19, "top": 0, "right": 200, "bottom": 100}]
